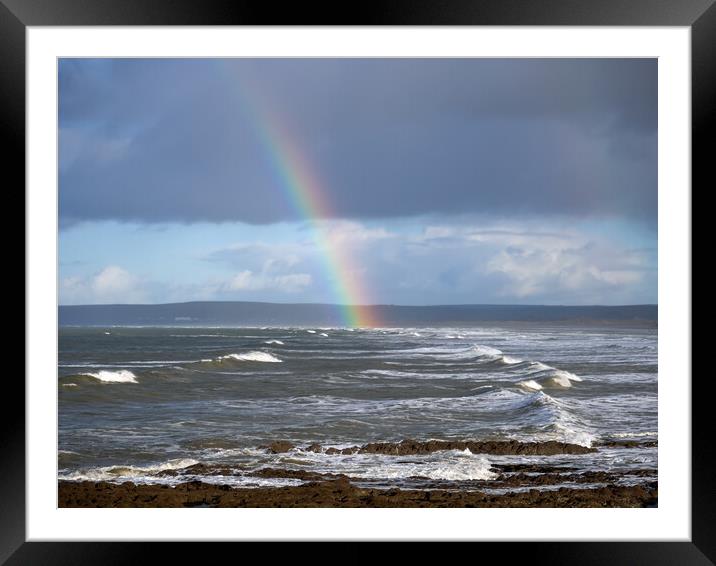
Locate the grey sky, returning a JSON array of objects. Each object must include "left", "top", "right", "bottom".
[{"left": 59, "top": 58, "right": 656, "bottom": 226}]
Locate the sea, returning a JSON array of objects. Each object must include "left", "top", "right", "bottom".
[{"left": 58, "top": 324, "right": 657, "bottom": 492}]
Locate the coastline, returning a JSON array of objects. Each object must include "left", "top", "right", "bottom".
[
  {"left": 57, "top": 324, "right": 658, "bottom": 510},
  {"left": 58, "top": 476, "right": 657, "bottom": 508},
  {"left": 58, "top": 439, "right": 657, "bottom": 508}
]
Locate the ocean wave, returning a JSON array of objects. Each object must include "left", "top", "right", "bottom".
[
  {"left": 542, "top": 371, "right": 579, "bottom": 388},
  {"left": 360, "top": 368, "right": 479, "bottom": 381},
  {"left": 537, "top": 395, "right": 595, "bottom": 447},
  {"left": 517, "top": 379, "right": 542, "bottom": 391},
  {"left": 58, "top": 450, "right": 83, "bottom": 467},
  {"left": 61, "top": 360, "right": 204, "bottom": 368},
  {"left": 529, "top": 362, "right": 554, "bottom": 372},
  {"left": 609, "top": 431, "right": 657, "bottom": 439},
  {"left": 80, "top": 370, "right": 138, "bottom": 383},
  {"left": 521, "top": 364, "right": 583, "bottom": 389},
  {"left": 220, "top": 352, "right": 282, "bottom": 363},
  {"left": 289, "top": 449, "right": 497, "bottom": 481},
  {"left": 59, "top": 458, "right": 199, "bottom": 482},
  {"left": 394, "top": 344, "right": 503, "bottom": 360},
  {"left": 377, "top": 453, "right": 495, "bottom": 481},
  {"left": 264, "top": 340, "right": 284, "bottom": 345},
  {"left": 553, "top": 423, "right": 596, "bottom": 448},
  {"left": 471, "top": 389, "right": 595, "bottom": 447},
  {"left": 169, "top": 334, "right": 243, "bottom": 338},
  {"left": 469, "top": 345, "right": 503, "bottom": 358}
]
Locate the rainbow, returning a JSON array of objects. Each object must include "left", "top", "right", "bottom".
[{"left": 230, "top": 73, "right": 380, "bottom": 328}]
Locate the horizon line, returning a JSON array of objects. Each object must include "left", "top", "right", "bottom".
[{"left": 59, "top": 300, "right": 658, "bottom": 308}]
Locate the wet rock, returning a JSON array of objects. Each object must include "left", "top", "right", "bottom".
[
  {"left": 355, "top": 439, "right": 595, "bottom": 456},
  {"left": 596, "top": 440, "right": 657, "bottom": 449},
  {"left": 251, "top": 468, "right": 349, "bottom": 482},
  {"left": 263, "top": 441, "right": 295, "bottom": 454},
  {"left": 59, "top": 479, "right": 657, "bottom": 509}
]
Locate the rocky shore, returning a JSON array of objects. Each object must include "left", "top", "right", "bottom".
[
  {"left": 58, "top": 439, "right": 657, "bottom": 508},
  {"left": 58, "top": 476, "right": 657, "bottom": 508},
  {"left": 263, "top": 439, "right": 597, "bottom": 456}
]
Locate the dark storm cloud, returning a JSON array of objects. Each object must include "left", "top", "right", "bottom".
[{"left": 59, "top": 58, "right": 656, "bottom": 226}]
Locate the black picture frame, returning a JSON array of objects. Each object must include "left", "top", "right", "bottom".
[{"left": 8, "top": 0, "right": 708, "bottom": 561}]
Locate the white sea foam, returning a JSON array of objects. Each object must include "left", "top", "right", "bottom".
[
  {"left": 396, "top": 344, "right": 502, "bottom": 360},
  {"left": 127, "top": 360, "right": 201, "bottom": 365},
  {"left": 81, "top": 370, "right": 138, "bottom": 383},
  {"left": 63, "top": 360, "right": 203, "bottom": 368},
  {"left": 170, "top": 334, "right": 241, "bottom": 338},
  {"left": 524, "top": 365, "right": 583, "bottom": 388},
  {"left": 545, "top": 373, "right": 574, "bottom": 388},
  {"left": 409, "top": 459, "right": 495, "bottom": 481},
  {"left": 610, "top": 431, "right": 658, "bottom": 439},
  {"left": 62, "top": 383, "right": 78, "bottom": 387},
  {"left": 61, "top": 450, "right": 301, "bottom": 488},
  {"left": 555, "top": 369, "right": 582, "bottom": 382},
  {"left": 553, "top": 424, "right": 596, "bottom": 448},
  {"left": 59, "top": 458, "right": 199, "bottom": 482},
  {"left": 518, "top": 379, "right": 543, "bottom": 391},
  {"left": 297, "top": 450, "right": 497, "bottom": 482},
  {"left": 539, "top": 370, "right": 582, "bottom": 388},
  {"left": 319, "top": 333, "right": 328, "bottom": 337},
  {"left": 307, "top": 330, "right": 317, "bottom": 334},
  {"left": 470, "top": 344, "right": 502, "bottom": 357},
  {"left": 500, "top": 355, "right": 523, "bottom": 364},
  {"left": 264, "top": 340, "right": 284, "bottom": 345},
  {"left": 220, "top": 352, "right": 283, "bottom": 363}
]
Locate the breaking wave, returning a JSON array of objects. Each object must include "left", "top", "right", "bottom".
[
  {"left": 59, "top": 458, "right": 199, "bottom": 483},
  {"left": 520, "top": 364, "right": 583, "bottom": 389},
  {"left": 220, "top": 352, "right": 283, "bottom": 363},
  {"left": 81, "top": 370, "right": 138, "bottom": 383}
]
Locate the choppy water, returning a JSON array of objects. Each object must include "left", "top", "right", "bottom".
[{"left": 58, "top": 324, "right": 657, "bottom": 490}]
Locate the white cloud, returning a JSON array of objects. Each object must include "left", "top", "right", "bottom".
[
  {"left": 91, "top": 265, "right": 136, "bottom": 297},
  {"left": 365, "top": 220, "right": 655, "bottom": 304},
  {"left": 60, "top": 220, "right": 655, "bottom": 306},
  {"left": 316, "top": 220, "right": 394, "bottom": 247},
  {"left": 201, "top": 221, "right": 392, "bottom": 297},
  {"left": 423, "top": 226, "right": 455, "bottom": 239},
  {"left": 225, "top": 270, "right": 312, "bottom": 293},
  {"left": 60, "top": 265, "right": 146, "bottom": 304},
  {"left": 208, "top": 221, "right": 394, "bottom": 266},
  {"left": 486, "top": 242, "right": 649, "bottom": 300}
]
